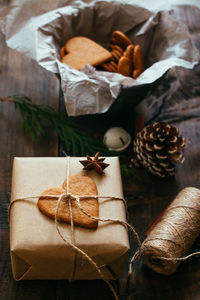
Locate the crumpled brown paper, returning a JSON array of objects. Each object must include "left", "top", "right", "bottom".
[
  {"left": 10, "top": 157, "right": 129, "bottom": 280},
  {"left": 0, "top": 0, "right": 199, "bottom": 116}
]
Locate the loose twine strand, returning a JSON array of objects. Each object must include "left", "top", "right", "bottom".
[
  {"left": 155, "top": 251, "right": 200, "bottom": 261},
  {"left": 141, "top": 188, "right": 200, "bottom": 277}
]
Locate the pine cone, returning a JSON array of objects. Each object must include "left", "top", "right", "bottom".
[{"left": 133, "top": 122, "right": 186, "bottom": 177}]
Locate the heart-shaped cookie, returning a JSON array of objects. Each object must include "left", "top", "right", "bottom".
[
  {"left": 61, "top": 37, "right": 112, "bottom": 70},
  {"left": 38, "top": 174, "right": 98, "bottom": 229}
]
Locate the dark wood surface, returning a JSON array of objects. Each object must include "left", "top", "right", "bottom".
[{"left": 1, "top": 3, "right": 200, "bottom": 300}]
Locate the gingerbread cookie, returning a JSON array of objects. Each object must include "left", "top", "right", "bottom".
[
  {"left": 118, "top": 56, "right": 132, "bottom": 77},
  {"left": 133, "top": 45, "right": 145, "bottom": 79},
  {"left": 61, "top": 36, "right": 112, "bottom": 70},
  {"left": 60, "top": 46, "right": 66, "bottom": 58},
  {"left": 109, "top": 44, "right": 124, "bottom": 55},
  {"left": 117, "top": 44, "right": 134, "bottom": 77},
  {"left": 106, "top": 61, "right": 117, "bottom": 72},
  {"left": 111, "top": 50, "right": 121, "bottom": 61},
  {"left": 102, "top": 44, "right": 124, "bottom": 72},
  {"left": 38, "top": 174, "right": 98, "bottom": 229},
  {"left": 109, "top": 61, "right": 118, "bottom": 72},
  {"left": 111, "top": 31, "right": 132, "bottom": 50},
  {"left": 102, "top": 63, "right": 113, "bottom": 72},
  {"left": 103, "top": 32, "right": 134, "bottom": 76},
  {"left": 124, "top": 44, "right": 134, "bottom": 61}
]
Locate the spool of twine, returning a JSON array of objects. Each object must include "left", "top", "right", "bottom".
[{"left": 141, "top": 187, "right": 200, "bottom": 275}]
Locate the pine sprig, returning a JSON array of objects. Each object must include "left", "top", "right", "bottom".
[
  {"left": 1, "top": 95, "right": 140, "bottom": 179},
  {"left": 10, "top": 95, "right": 111, "bottom": 156}
]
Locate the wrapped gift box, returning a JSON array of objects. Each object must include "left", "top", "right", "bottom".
[{"left": 10, "top": 157, "right": 129, "bottom": 281}]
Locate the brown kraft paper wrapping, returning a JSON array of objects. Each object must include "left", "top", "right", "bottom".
[{"left": 10, "top": 157, "right": 129, "bottom": 281}]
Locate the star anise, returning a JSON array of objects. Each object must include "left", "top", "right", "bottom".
[{"left": 79, "top": 152, "right": 109, "bottom": 175}]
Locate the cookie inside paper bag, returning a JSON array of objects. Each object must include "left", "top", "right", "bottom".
[
  {"left": 61, "top": 36, "right": 112, "bottom": 70},
  {"left": 38, "top": 174, "right": 98, "bottom": 229}
]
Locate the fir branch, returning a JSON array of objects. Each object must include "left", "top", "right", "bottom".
[
  {"left": 1, "top": 95, "right": 140, "bottom": 180},
  {"left": 1, "top": 95, "right": 112, "bottom": 156}
]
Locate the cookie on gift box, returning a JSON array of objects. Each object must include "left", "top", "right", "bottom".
[{"left": 38, "top": 174, "right": 99, "bottom": 229}]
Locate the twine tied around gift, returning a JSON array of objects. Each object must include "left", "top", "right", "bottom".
[
  {"left": 9, "top": 157, "right": 200, "bottom": 296},
  {"left": 9, "top": 156, "right": 142, "bottom": 300},
  {"left": 53, "top": 156, "right": 143, "bottom": 299}
]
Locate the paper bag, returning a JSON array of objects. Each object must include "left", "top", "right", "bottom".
[{"left": 0, "top": 0, "right": 199, "bottom": 116}]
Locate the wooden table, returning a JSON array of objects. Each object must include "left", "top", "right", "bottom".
[{"left": 1, "top": 4, "right": 200, "bottom": 300}]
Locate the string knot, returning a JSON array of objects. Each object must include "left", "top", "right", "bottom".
[
  {"left": 60, "top": 193, "right": 77, "bottom": 203},
  {"left": 65, "top": 193, "right": 72, "bottom": 200}
]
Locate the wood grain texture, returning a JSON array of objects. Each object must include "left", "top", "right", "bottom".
[
  {"left": 0, "top": 14, "right": 59, "bottom": 300},
  {"left": 0, "top": 3, "right": 200, "bottom": 300},
  {"left": 120, "top": 5, "right": 200, "bottom": 300}
]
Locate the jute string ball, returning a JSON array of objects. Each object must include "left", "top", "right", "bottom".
[{"left": 141, "top": 187, "right": 200, "bottom": 275}]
